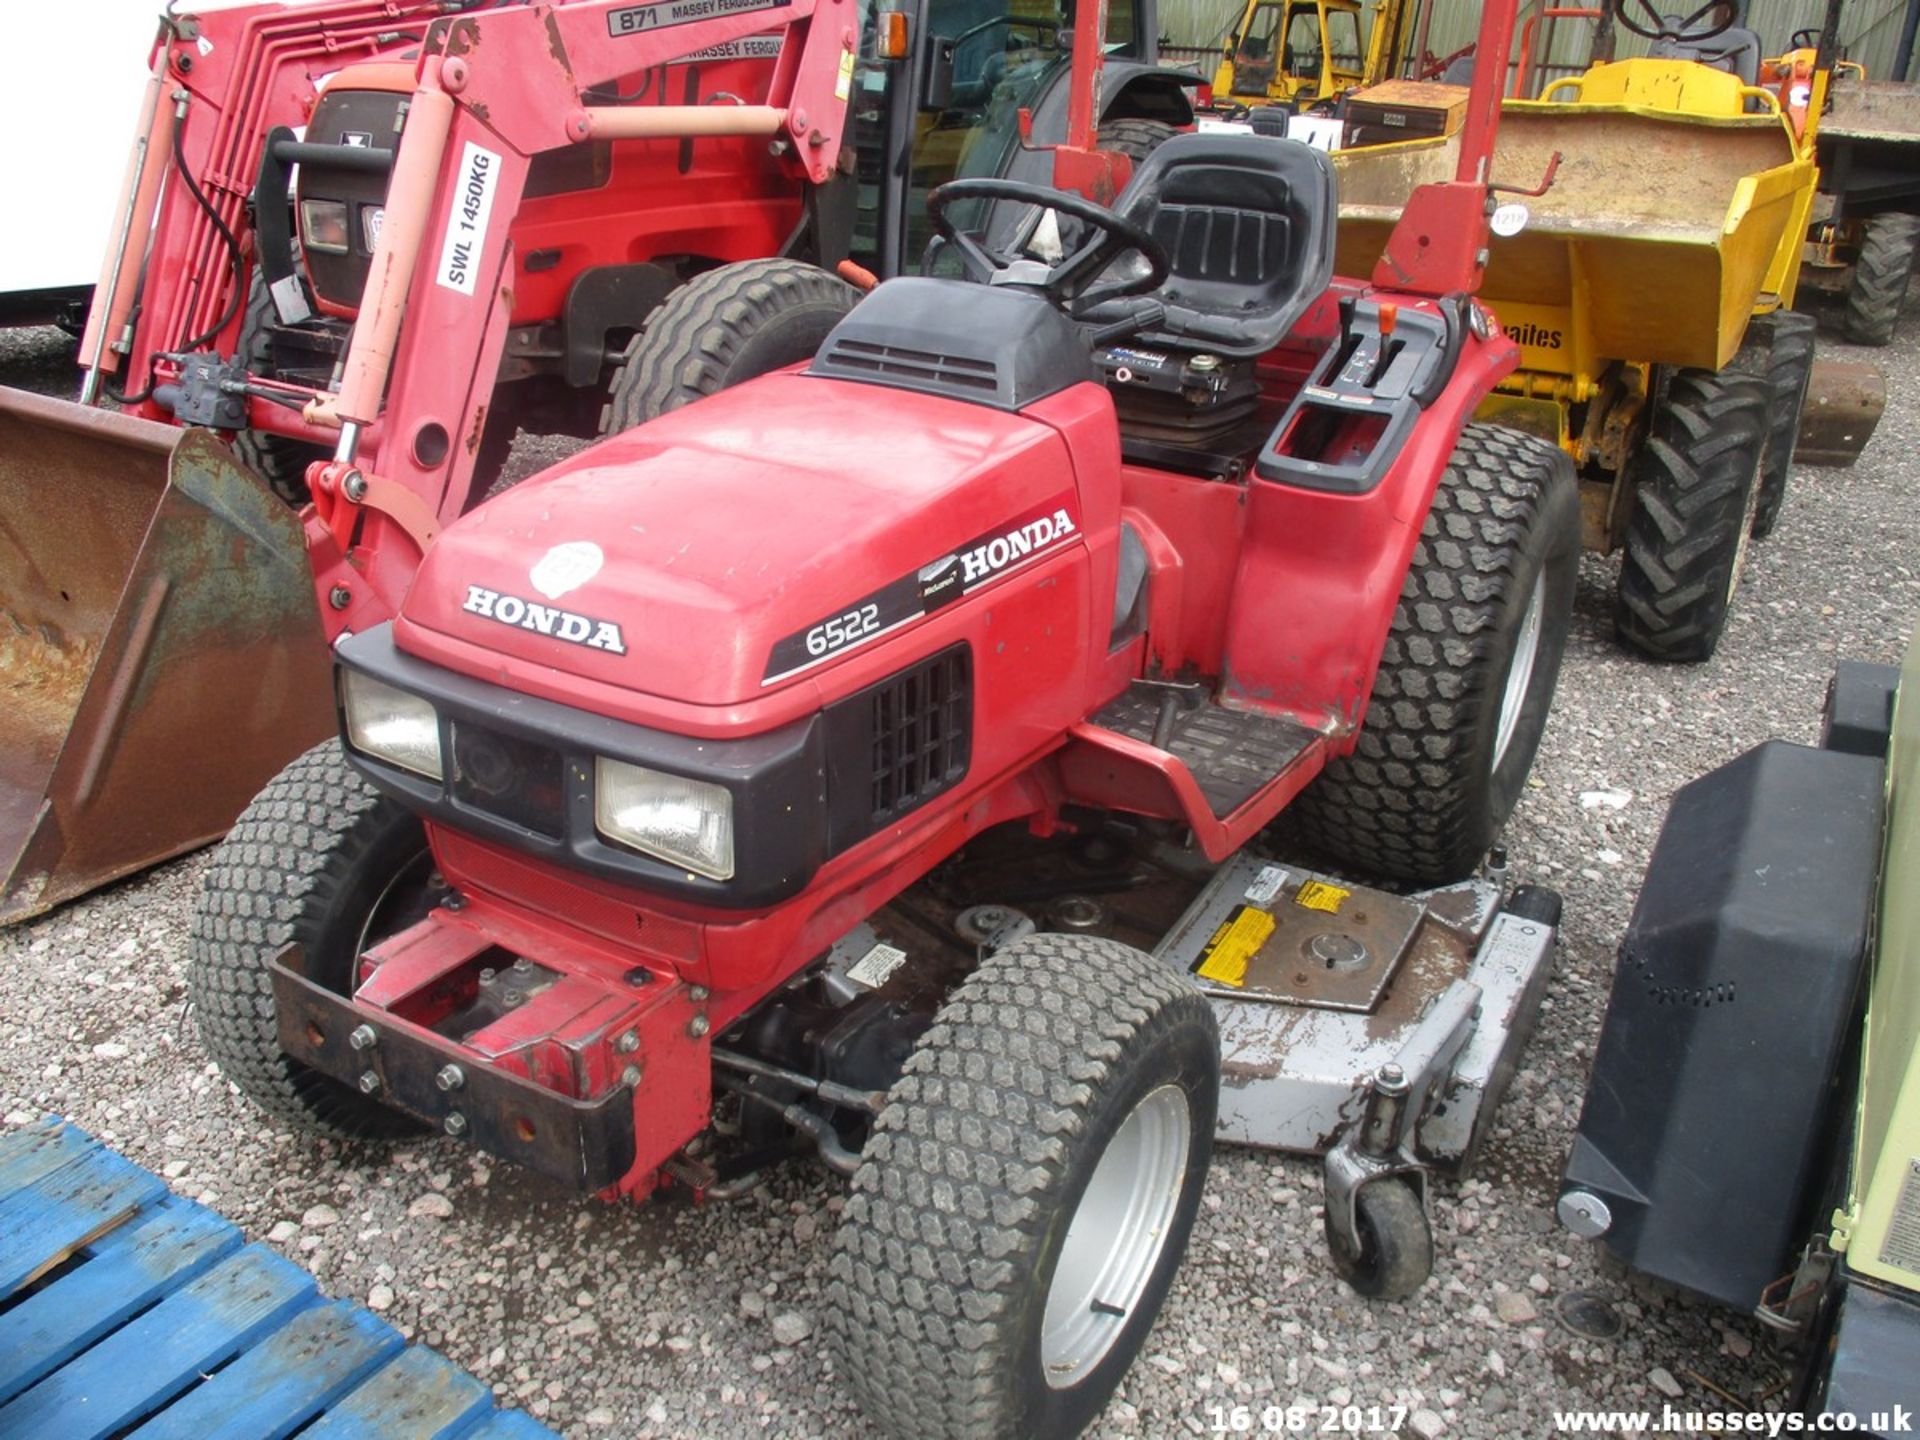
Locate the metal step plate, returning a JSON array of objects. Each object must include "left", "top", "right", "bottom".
[{"left": 1092, "top": 691, "right": 1318, "bottom": 817}]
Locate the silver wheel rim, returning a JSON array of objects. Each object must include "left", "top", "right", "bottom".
[
  {"left": 1039, "top": 1083, "right": 1191, "bottom": 1390},
  {"left": 1493, "top": 572, "right": 1547, "bottom": 774}
]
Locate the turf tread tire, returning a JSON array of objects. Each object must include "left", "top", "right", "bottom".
[
  {"left": 189, "top": 741, "right": 425, "bottom": 1141},
  {"left": 600, "top": 258, "right": 858, "bottom": 434},
  {"left": 828, "top": 934, "right": 1218, "bottom": 1440},
  {"left": 1287, "top": 422, "right": 1579, "bottom": 885},
  {"left": 1614, "top": 367, "right": 1768, "bottom": 661},
  {"left": 1746, "top": 309, "right": 1814, "bottom": 539},
  {"left": 1841, "top": 212, "right": 1919, "bottom": 347}
]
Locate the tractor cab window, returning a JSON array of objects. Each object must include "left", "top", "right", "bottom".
[
  {"left": 1325, "top": 7, "right": 1363, "bottom": 75},
  {"left": 847, "top": 0, "right": 1146, "bottom": 275},
  {"left": 1283, "top": 6, "right": 1323, "bottom": 80},
  {"left": 1230, "top": 2, "right": 1284, "bottom": 95}
]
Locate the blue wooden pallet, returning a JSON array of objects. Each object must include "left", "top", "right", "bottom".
[{"left": 0, "top": 1118, "right": 557, "bottom": 1440}]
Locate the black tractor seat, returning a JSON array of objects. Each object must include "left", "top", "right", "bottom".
[
  {"left": 1092, "top": 132, "right": 1339, "bottom": 475},
  {"left": 1100, "top": 131, "right": 1338, "bottom": 360}
]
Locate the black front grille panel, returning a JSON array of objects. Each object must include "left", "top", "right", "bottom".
[
  {"left": 827, "top": 645, "right": 973, "bottom": 848},
  {"left": 450, "top": 721, "right": 568, "bottom": 839}
]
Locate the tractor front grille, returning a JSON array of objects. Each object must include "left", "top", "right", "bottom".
[{"left": 824, "top": 645, "right": 972, "bottom": 847}]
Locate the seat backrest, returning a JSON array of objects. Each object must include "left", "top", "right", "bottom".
[{"left": 1111, "top": 133, "right": 1337, "bottom": 358}]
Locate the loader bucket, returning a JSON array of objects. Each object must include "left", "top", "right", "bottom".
[
  {"left": 0, "top": 388, "right": 334, "bottom": 924},
  {"left": 1334, "top": 104, "right": 1815, "bottom": 372},
  {"left": 1796, "top": 359, "right": 1886, "bottom": 467}
]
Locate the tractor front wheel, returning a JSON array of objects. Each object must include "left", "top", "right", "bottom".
[
  {"left": 189, "top": 741, "right": 434, "bottom": 1141},
  {"left": 600, "top": 257, "right": 859, "bottom": 434},
  {"left": 1614, "top": 367, "right": 1768, "bottom": 661},
  {"left": 1841, "top": 213, "right": 1919, "bottom": 347},
  {"left": 1289, "top": 423, "right": 1580, "bottom": 886},
  {"left": 829, "top": 934, "right": 1218, "bottom": 1440}
]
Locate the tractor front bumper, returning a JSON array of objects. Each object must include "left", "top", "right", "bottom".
[{"left": 269, "top": 905, "right": 714, "bottom": 1194}]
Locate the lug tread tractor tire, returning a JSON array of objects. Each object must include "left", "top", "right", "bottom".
[
  {"left": 600, "top": 258, "right": 858, "bottom": 434},
  {"left": 189, "top": 741, "right": 426, "bottom": 1141},
  {"left": 1095, "top": 118, "right": 1179, "bottom": 165},
  {"left": 1614, "top": 368, "right": 1768, "bottom": 661},
  {"left": 828, "top": 933, "right": 1219, "bottom": 1440},
  {"left": 1326, "top": 1178, "right": 1433, "bottom": 1301},
  {"left": 232, "top": 257, "right": 328, "bottom": 506},
  {"left": 1288, "top": 423, "right": 1580, "bottom": 886},
  {"left": 1841, "top": 213, "right": 1919, "bottom": 347},
  {"left": 1748, "top": 309, "right": 1815, "bottom": 539}
]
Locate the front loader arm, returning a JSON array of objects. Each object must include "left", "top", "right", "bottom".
[{"left": 296, "top": 0, "right": 860, "bottom": 640}]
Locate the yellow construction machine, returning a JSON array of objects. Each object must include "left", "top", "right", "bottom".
[
  {"left": 1211, "top": 0, "right": 1423, "bottom": 109},
  {"left": 1333, "top": 0, "right": 1883, "bottom": 661}
]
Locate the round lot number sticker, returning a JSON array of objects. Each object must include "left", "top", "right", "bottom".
[{"left": 1491, "top": 202, "right": 1530, "bottom": 238}]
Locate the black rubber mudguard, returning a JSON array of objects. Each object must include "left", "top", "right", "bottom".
[{"left": 1561, "top": 739, "right": 1884, "bottom": 1310}]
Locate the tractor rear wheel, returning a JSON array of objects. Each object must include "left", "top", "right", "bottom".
[
  {"left": 1841, "top": 213, "right": 1919, "bottom": 347},
  {"left": 1288, "top": 423, "right": 1579, "bottom": 886},
  {"left": 189, "top": 741, "right": 434, "bottom": 1141},
  {"left": 828, "top": 934, "right": 1218, "bottom": 1440},
  {"left": 600, "top": 257, "right": 859, "bottom": 434},
  {"left": 1614, "top": 367, "right": 1769, "bottom": 661},
  {"left": 232, "top": 256, "right": 328, "bottom": 506},
  {"left": 1747, "top": 309, "right": 1815, "bottom": 539},
  {"left": 1095, "top": 118, "right": 1179, "bottom": 166}
]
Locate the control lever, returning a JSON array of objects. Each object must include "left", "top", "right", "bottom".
[{"left": 1084, "top": 300, "right": 1166, "bottom": 346}]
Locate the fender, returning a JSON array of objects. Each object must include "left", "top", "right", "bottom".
[{"left": 1217, "top": 294, "right": 1520, "bottom": 730}]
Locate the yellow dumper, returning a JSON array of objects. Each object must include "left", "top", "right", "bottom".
[{"left": 1335, "top": 35, "right": 1871, "bottom": 660}]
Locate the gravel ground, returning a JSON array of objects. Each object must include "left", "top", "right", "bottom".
[{"left": 1, "top": 308, "right": 1916, "bottom": 1440}]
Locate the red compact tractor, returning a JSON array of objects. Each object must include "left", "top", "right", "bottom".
[
  {"left": 185, "top": 0, "right": 1574, "bottom": 1432},
  {"left": 0, "top": 0, "right": 1195, "bottom": 922}
]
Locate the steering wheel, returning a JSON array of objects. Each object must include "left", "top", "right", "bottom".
[
  {"left": 926, "top": 177, "right": 1170, "bottom": 317},
  {"left": 1608, "top": 0, "right": 1738, "bottom": 43},
  {"left": 1790, "top": 27, "right": 1820, "bottom": 48},
  {"left": 949, "top": 15, "right": 1054, "bottom": 49}
]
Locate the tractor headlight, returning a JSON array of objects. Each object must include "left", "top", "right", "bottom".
[
  {"left": 300, "top": 198, "right": 351, "bottom": 254},
  {"left": 594, "top": 760, "right": 734, "bottom": 881},
  {"left": 361, "top": 204, "right": 385, "bottom": 251},
  {"left": 341, "top": 670, "right": 443, "bottom": 781}
]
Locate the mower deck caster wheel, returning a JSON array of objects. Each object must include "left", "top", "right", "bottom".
[{"left": 1326, "top": 1177, "right": 1433, "bottom": 1302}]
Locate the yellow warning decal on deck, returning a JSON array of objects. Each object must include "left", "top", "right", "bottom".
[
  {"left": 1295, "top": 880, "right": 1351, "bottom": 914},
  {"left": 1193, "top": 904, "right": 1276, "bottom": 988}
]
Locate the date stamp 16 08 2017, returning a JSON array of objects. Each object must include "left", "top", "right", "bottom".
[{"left": 1204, "top": 1403, "right": 1417, "bottom": 1435}]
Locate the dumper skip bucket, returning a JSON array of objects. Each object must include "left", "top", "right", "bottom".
[{"left": 0, "top": 387, "right": 334, "bottom": 924}]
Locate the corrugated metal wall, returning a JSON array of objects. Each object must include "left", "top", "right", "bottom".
[{"left": 1157, "top": 0, "right": 1919, "bottom": 84}]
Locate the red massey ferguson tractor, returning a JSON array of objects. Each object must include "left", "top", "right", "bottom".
[{"left": 190, "top": 2, "right": 1575, "bottom": 1432}]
